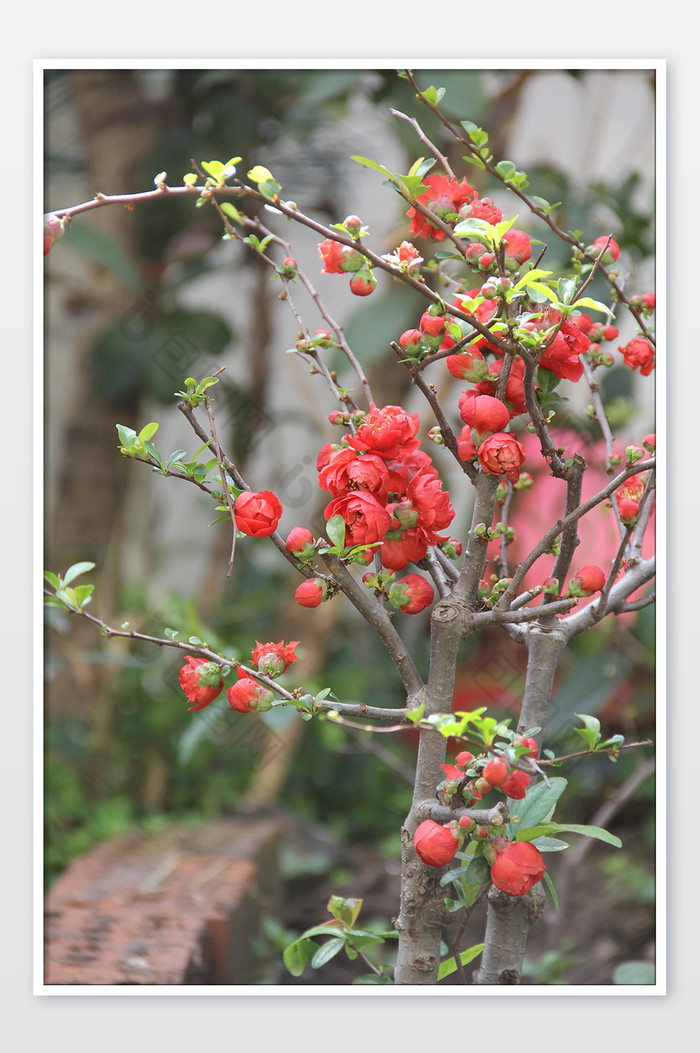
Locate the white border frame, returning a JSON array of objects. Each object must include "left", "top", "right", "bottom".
[{"left": 34, "top": 57, "right": 666, "bottom": 998}]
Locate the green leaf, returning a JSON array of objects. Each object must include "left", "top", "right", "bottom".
[
  {"left": 437, "top": 943, "right": 483, "bottom": 981},
  {"left": 510, "top": 777, "right": 568, "bottom": 831},
  {"left": 62, "top": 561, "right": 96, "bottom": 586},
  {"left": 350, "top": 155, "right": 398, "bottom": 184},
  {"left": 44, "top": 571, "right": 60, "bottom": 590},
  {"left": 282, "top": 937, "right": 317, "bottom": 977},
  {"left": 543, "top": 871, "right": 559, "bottom": 912},
  {"left": 326, "top": 514, "right": 346, "bottom": 551},
  {"left": 137, "top": 422, "right": 159, "bottom": 444},
  {"left": 529, "top": 836, "right": 570, "bottom": 852},
  {"left": 311, "top": 937, "right": 346, "bottom": 969},
  {"left": 220, "top": 201, "right": 242, "bottom": 225},
  {"left": 72, "top": 584, "right": 94, "bottom": 608},
  {"left": 327, "top": 895, "right": 362, "bottom": 928},
  {"left": 460, "top": 854, "right": 491, "bottom": 886},
  {"left": 573, "top": 295, "right": 613, "bottom": 318},
  {"left": 574, "top": 712, "right": 601, "bottom": 749},
  {"left": 201, "top": 160, "right": 224, "bottom": 180},
  {"left": 116, "top": 424, "right": 137, "bottom": 448}
]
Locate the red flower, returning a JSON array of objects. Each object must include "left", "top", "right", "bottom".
[
  {"left": 380, "top": 528, "right": 429, "bottom": 571},
  {"left": 420, "top": 310, "right": 446, "bottom": 337},
  {"left": 178, "top": 656, "right": 224, "bottom": 711},
  {"left": 617, "top": 497, "right": 639, "bottom": 522},
  {"left": 318, "top": 447, "right": 403, "bottom": 504},
  {"left": 251, "top": 640, "right": 299, "bottom": 678},
  {"left": 324, "top": 490, "right": 392, "bottom": 547},
  {"left": 500, "top": 771, "right": 532, "bottom": 799},
  {"left": 478, "top": 433, "right": 527, "bottom": 483},
  {"left": 234, "top": 490, "right": 283, "bottom": 537},
  {"left": 619, "top": 338, "right": 655, "bottom": 376},
  {"left": 459, "top": 391, "right": 511, "bottom": 434},
  {"left": 295, "top": 578, "right": 327, "bottom": 608},
  {"left": 490, "top": 839, "right": 546, "bottom": 895},
  {"left": 318, "top": 238, "right": 360, "bottom": 274},
  {"left": 405, "top": 467, "right": 455, "bottom": 542},
  {"left": 227, "top": 671, "right": 274, "bottom": 713},
  {"left": 406, "top": 174, "right": 475, "bottom": 241},
  {"left": 466, "top": 195, "right": 503, "bottom": 224},
  {"left": 389, "top": 573, "right": 435, "bottom": 614},
  {"left": 482, "top": 755, "right": 511, "bottom": 788},
  {"left": 502, "top": 229, "right": 532, "bottom": 267},
  {"left": 347, "top": 404, "right": 421, "bottom": 462},
  {"left": 413, "top": 819, "right": 460, "bottom": 867}
]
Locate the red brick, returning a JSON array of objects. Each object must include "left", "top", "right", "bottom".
[{"left": 44, "top": 816, "right": 282, "bottom": 985}]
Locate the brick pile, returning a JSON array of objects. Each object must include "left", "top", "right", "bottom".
[{"left": 44, "top": 815, "right": 282, "bottom": 985}]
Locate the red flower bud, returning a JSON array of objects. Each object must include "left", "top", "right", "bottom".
[
  {"left": 285, "top": 526, "right": 316, "bottom": 562},
  {"left": 389, "top": 573, "right": 435, "bottom": 614},
  {"left": 419, "top": 310, "right": 446, "bottom": 337},
  {"left": 455, "top": 751, "right": 473, "bottom": 767},
  {"left": 227, "top": 671, "right": 274, "bottom": 713},
  {"left": 234, "top": 490, "right": 283, "bottom": 537},
  {"left": 459, "top": 391, "right": 510, "bottom": 434},
  {"left": 178, "top": 656, "right": 224, "bottom": 711},
  {"left": 294, "top": 578, "right": 328, "bottom": 608},
  {"left": 617, "top": 497, "right": 639, "bottom": 522},
  {"left": 349, "top": 271, "right": 377, "bottom": 296},
  {"left": 399, "top": 328, "right": 423, "bottom": 351},
  {"left": 413, "top": 819, "right": 460, "bottom": 868},
  {"left": 482, "top": 755, "right": 511, "bottom": 787},
  {"left": 602, "top": 325, "right": 619, "bottom": 342},
  {"left": 490, "top": 839, "right": 546, "bottom": 896},
  {"left": 590, "top": 235, "right": 621, "bottom": 264},
  {"left": 643, "top": 433, "right": 656, "bottom": 453},
  {"left": 572, "top": 564, "right": 606, "bottom": 595}
]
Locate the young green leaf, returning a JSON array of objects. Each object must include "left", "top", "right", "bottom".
[
  {"left": 437, "top": 943, "right": 484, "bottom": 981},
  {"left": 62, "top": 561, "right": 96, "bottom": 586}
]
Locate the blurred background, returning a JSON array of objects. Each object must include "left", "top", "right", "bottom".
[{"left": 43, "top": 66, "right": 656, "bottom": 985}]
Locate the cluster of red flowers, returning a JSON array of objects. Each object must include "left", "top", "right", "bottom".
[
  {"left": 179, "top": 640, "right": 300, "bottom": 715},
  {"left": 317, "top": 404, "right": 456, "bottom": 587},
  {"left": 439, "top": 737, "right": 538, "bottom": 809}
]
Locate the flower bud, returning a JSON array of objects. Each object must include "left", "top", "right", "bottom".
[
  {"left": 419, "top": 309, "right": 446, "bottom": 337},
  {"left": 399, "top": 328, "right": 423, "bottom": 352},
  {"left": 482, "top": 755, "right": 511, "bottom": 788},
  {"left": 413, "top": 819, "right": 460, "bottom": 868},
  {"left": 294, "top": 577, "right": 328, "bottom": 608},
  {"left": 489, "top": 838, "right": 546, "bottom": 895},
  {"left": 568, "top": 564, "right": 606, "bottom": 596},
  {"left": 349, "top": 270, "right": 377, "bottom": 296},
  {"left": 388, "top": 573, "right": 435, "bottom": 614},
  {"left": 455, "top": 750, "right": 473, "bottom": 768},
  {"left": 286, "top": 526, "right": 316, "bottom": 562},
  {"left": 643, "top": 433, "right": 656, "bottom": 453},
  {"left": 178, "top": 656, "right": 224, "bottom": 711}
]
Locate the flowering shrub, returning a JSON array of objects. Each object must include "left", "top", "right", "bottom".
[{"left": 44, "top": 70, "right": 656, "bottom": 988}]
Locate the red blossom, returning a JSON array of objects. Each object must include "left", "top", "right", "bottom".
[
  {"left": 347, "top": 404, "right": 421, "bottom": 462},
  {"left": 251, "top": 640, "right": 299, "bottom": 678},
  {"left": 500, "top": 770, "right": 532, "bottom": 799},
  {"left": 619, "top": 338, "right": 655, "bottom": 376},
  {"left": 490, "top": 839, "right": 546, "bottom": 895},
  {"left": 318, "top": 447, "right": 403, "bottom": 503},
  {"left": 324, "top": 490, "right": 392, "bottom": 547},
  {"left": 406, "top": 174, "right": 475, "bottom": 241},
  {"left": 572, "top": 564, "right": 607, "bottom": 594},
  {"left": 478, "top": 433, "right": 527, "bottom": 483},
  {"left": 502, "top": 228, "right": 532, "bottom": 267},
  {"left": 413, "top": 819, "right": 460, "bottom": 867},
  {"left": 178, "top": 656, "right": 224, "bottom": 711},
  {"left": 234, "top": 490, "right": 283, "bottom": 537}
]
